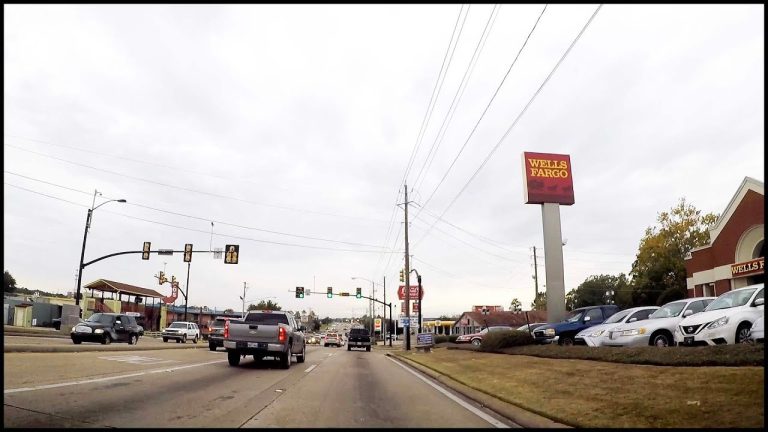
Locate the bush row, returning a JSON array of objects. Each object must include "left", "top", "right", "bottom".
[{"left": 479, "top": 330, "right": 535, "bottom": 352}]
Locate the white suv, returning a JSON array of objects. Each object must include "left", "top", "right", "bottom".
[
  {"left": 162, "top": 321, "right": 201, "bottom": 344},
  {"left": 675, "top": 283, "right": 764, "bottom": 346}
]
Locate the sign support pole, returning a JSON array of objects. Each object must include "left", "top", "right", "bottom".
[{"left": 542, "top": 203, "right": 566, "bottom": 323}]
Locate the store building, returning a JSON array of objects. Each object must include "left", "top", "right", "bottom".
[{"left": 685, "top": 177, "right": 764, "bottom": 297}]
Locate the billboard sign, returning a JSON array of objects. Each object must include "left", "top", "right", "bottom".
[
  {"left": 374, "top": 318, "right": 382, "bottom": 331},
  {"left": 522, "top": 152, "right": 575, "bottom": 205},
  {"left": 397, "top": 285, "right": 424, "bottom": 300}
]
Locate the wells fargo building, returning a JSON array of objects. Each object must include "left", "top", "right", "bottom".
[{"left": 685, "top": 177, "right": 764, "bottom": 297}]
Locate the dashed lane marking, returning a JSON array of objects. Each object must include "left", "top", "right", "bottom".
[
  {"left": 97, "top": 355, "right": 178, "bottom": 365},
  {"left": 304, "top": 365, "right": 317, "bottom": 373}
]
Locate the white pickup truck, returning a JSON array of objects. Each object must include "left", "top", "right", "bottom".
[{"left": 223, "top": 310, "right": 306, "bottom": 369}]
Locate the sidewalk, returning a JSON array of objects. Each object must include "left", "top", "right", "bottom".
[
  {"left": 3, "top": 325, "right": 71, "bottom": 338},
  {"left": 386, "top": 351, "right": 571, "bottom": 429}
]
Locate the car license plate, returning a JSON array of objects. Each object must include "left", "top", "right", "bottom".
[
  {"left": 684, "top": 336, "right": 694, "bottom": 345},
  {"left": 247, "top": 342, "right": 267, "bottom": 348}
]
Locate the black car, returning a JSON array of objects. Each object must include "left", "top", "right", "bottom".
[{"left": 70, "top": 313, "right": 142, "bottom": 345}]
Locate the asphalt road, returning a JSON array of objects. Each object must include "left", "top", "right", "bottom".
[{"left": 4, "top": 344, "right": 515, "bottom": 428}]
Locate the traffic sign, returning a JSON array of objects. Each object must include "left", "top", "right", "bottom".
[
  {"left": 340, "top": 292, "right": 349, "bottom": 296},
  {"left": 158, "top": 249, "right": 173, "bottom": 256},
  {"left": 397, "top": 285, "right": 424, "bottom": 300}
]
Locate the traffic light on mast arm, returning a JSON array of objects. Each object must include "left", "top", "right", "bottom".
[
  {"left": 356, "top": 287, "right": 362, "bottom": 299},
  {"left": 295, "top": 287, "right": 304, "bottom": 298},
  {"left": 327, "top": 287, "right": 333, "bottom": 298},
  {"left": 399, "top": 269, "right": 405, "bottom": 282}
]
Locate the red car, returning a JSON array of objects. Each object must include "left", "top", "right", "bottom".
[{"left": 455, "top": 326, "right": 515, "bottom": 346}]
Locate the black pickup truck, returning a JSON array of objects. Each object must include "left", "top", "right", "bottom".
[{"left": 347, "top": 327, "right": 371, "bottom": 351}]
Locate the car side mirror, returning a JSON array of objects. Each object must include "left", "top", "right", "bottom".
[
  {"left": 628, "top": 317, "right": 637, "bottom": 323},
  {"left": 683, "top": 309, "right": 693, "bottom": 317},
  {"left": 754, "top": 298, "right": 764, "bottom": 306},
  {"left": 583, "top": 316, "right": 591, "bottom": 322}
]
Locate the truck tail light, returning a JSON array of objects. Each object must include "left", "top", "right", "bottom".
[
  {"left": 278, "top": 326, "right": 287, "bottom": 343},
  {"left": 224, "top": 320, "right": 229, "bottom": 339}
]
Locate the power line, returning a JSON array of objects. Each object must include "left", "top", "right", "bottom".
[
  {"left": 412, "top": 4, "right": 500, "bottom": 193},
  {"left": 4, "top": 143, "right": 389, "bottom": 224},
  {"left": 416, "top": 4, "right": 603, "bottom": 245},
  {"left": 4, "top": 170, "right": 389, "bottom": 250},
  {"left": 414, "top": 4, "right": 549, "bottom": 220}
]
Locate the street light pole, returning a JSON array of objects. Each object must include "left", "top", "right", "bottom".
[{"left": 75, "top": 195, "right": 126, "bottom": 317}]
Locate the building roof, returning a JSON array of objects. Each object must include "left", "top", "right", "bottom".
[
  {"left": 83, "top": 279, "right": 166, "bottom": 299},
  {"left": 453, "top": 310, "right": 549, "bottom": 328}
]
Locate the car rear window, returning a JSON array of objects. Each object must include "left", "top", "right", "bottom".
[
  {"left": 350, "top": 328, "right": 369, "bottom": 336},
  {"left": 244, "top": 313, "right": 289, "bottom": 325}
]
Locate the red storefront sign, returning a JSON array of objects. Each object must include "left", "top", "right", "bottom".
[
  {"left": 397, "top": 285, "right": 424, "bottom": 300},
  {"left": 522, "top": 152, "right": 575, "bottom": 205},
  {"left": 731, "top": 257, "right": 765, "bottom": 277}
]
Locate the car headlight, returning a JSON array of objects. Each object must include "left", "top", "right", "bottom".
[
  {"left": 544, "top": 328, "right": 555, "bottom": 336},
  {"left": 71, "top": 326, "right": 77, "bottom": 333},
  {"left": 94, "top": 329, "right": 104, "bottom": 334},
  {"left": 707, "top": 316, "right": 729, "bottom": 329},
  {"left": 620, "top": 328, "right": 646, "bottom": 336}
]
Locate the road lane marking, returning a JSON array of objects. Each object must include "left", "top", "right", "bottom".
[
  {"left": 97, "top": 355, "right": 179, "bottom": 365},
  {"left": 304, "top": 365, "right": 317, "bottom": 373},
  {"left": 4, "top": 359, "right": 227, "bottom": 394},
  {"left": 387, "top": 357, "right": 512, "bottom": 429}
]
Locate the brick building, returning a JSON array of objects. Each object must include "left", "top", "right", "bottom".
[{"left": 685, "top": 177, "right": 764, "bottom": 297}]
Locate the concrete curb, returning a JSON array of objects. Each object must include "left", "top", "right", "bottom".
[
  {"left": 4, "top": 342, "right": 207, "bottom": 353},
  {"left": 4, "top": 332, "right": 71, "bottom": 339},
  {"left": 386, "top": 352, "right": 572, "bottom": 429}
]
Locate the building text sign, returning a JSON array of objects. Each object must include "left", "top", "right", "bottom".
[
  {"left": 731, "top": 257, "right": 764, "bottom": 277},
  {"left": 522, "top": 152, "right": 575, "bottom": 205}
]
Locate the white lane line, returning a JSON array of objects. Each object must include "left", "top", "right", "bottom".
[
  {"left": 4, "top": 359, "right": 227, "bottom": 394},
  {"left": 304, "top": 364, "right": 317, "bottom": 373},
  {"left": 387, "top": 357, "right": 511, "bottom": 429}
]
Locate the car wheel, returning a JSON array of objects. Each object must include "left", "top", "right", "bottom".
[
  {"left": 347, "top": 345, "right": 351, "bottom": 351},
  {"left": 193, "top": 336, "right": 198, "bottom": 344},
  {"left": 280, "top": 350, "right": 291, "bottom": 369},
  {"left": 324, "top": 344, "right": 328, "bottom": 347},
  {"left": 736, "top": 323, "right": 752, "bottom": 344},
  {"left": 559, "top": 335, "right": 575, "bottom": 346},
  {"left": 182, "top": 335, "right": 187, "bottom": 344},
  {"left": 128, "top": 334, "right": 138, "bottom": 345},
  {"left": 163, "top": 337, "right": 168, "bottom": 343},
  {"left": 651, "top": 332, "right": 672, "bottom": 347},
  {"left": 102, "top": 335, "right": 112, "bottom": 345},
  {"left": 209, "top": 343, "right": 216, "bottom": 351},
  {"left": 366, "top": 346, "right": 371, "bottom": 352},
  {"left": 297, "top": 344, "right": 306, "bottom": 363},
  {"left": 471, "top": 338, "right": 482, "bottom": 347},
  {"left": 227, "top": 351, "right": 240, "bottom": 366},
  {"left": 72, "top": 337, "right": 82, "bottom": 345}
]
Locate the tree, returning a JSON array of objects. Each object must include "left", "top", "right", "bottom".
[
  {"left": 531, "top": 292, "right": 547, "bottom": 310},
  {"left": 509, "top": 298, "right": 522, "bottom": 312},
  {"left": 568, "top": 274, "right": 628, "bottom": 309},
  {"left": 248, "top": 300, "right": 282, "bottom": 311},
  {"left": 294, "top": 310, "right": 302, "bottom": 322},
  {"left": 4, "top": 271, "right": 18, "bottom": 293},
  {"left": 630, "top": 198, "right": 718, "bottom": 306},
  {"left": 223, "top": 308, "right": 234, "bottom": 314},
  {"left": 565, "top": 289, "right": 576, "bottom": 311}
]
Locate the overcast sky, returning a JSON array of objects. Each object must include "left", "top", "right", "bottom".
[{"left": 4, "top": 4, "right": 764, "bottom": 319}]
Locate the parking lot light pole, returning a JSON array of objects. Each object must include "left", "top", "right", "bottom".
[{"left": 75, "top": 194, "right": 126, "bottom": 317}]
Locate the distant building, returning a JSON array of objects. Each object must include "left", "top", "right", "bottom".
[
  {"left": 453, "top": 309, "right": 548, "bottom": 335},
  {"left": 685, "top": 177, "right": 764, "bottom": 297}
]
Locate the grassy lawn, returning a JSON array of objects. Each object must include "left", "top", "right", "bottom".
[{"left": 394, "top": 348, "right": 764, "bottom": 428}]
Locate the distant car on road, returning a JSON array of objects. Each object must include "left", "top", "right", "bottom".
[
  {"left": 347, "top": 327, "right": 372, "bottom": 351},
  {"left": 675, "top": 284, "right": 763, "bottom": 346},
  {"left": 207, "top": 317, "right": 231, "bottom": 351},
  {"left": 162, "top": 322, "right": 200, "bottom": 344},
  {"left": 456, "top": 326, "right": 515, "bottom": 347},
  {"left": 605, "top": 297, "right": 715, "bottom": 347},
  {"left": 324, "top": 332, "right": 342, "bottom": 347},
  {"left": 70, "top": 313, "right": 142, "bottom": 345},
  {"left": 575, "top": 306, "right": 659, "bottom": 346}
]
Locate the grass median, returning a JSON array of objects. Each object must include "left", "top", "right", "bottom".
[{"left": 394, "top": 348, "right": 764, "bottom": 428}]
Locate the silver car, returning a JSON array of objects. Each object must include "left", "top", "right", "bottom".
[
  {"left": 603, "top": 297, "right": 715, "bottom": 347},
  {"left": 575, "top": 306, "right": 659, "bottom": 346}
]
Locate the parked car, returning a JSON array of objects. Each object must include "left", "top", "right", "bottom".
[
  {"left": 162, "top": 321, "right": 201, "bottom": 344},
  {"left": 224, "top": 310, "right": 306, "bottom": 369},
  {"left": 456, "top": 326, "right": 516, "bottom": 346},
  {"left": 674, "top": 284, "right": 764, "bottom": 346},
  {"left": 70, "top": 313, "right": 142, "bottom": 345},
  {"left": 516, "top": 323, "right": 548, "bottom": 333},
  {"left": 324, "top": 332, "right": 342, "bottom": 347},
  {"left": 533, "top": 305, "right": 620, "bottom": 346},
  {"left": 575, "top": 306, "right": 659, "bottom": 346},
  {"left": 207, "top": 317, "right": 230, "bottom": 351},
  {"left": 604, "top": 297, "right": 715, "bottom": 347},
  {"left": 748, "top": 315, "right": 764, "bottom": 343}
]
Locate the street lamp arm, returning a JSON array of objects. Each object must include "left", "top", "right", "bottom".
[{"left": 93, "top": 198, "right": 127, "bottom": 211}]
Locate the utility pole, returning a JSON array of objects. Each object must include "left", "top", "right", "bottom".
[
  {"left": 383, "top": 275, "right": 386, "bottom": 346},
  {"left": 241, "top": 282, "right": 248, "bottom": 318},
  {"left": 183, "top": 261, "right": 191, "bottom": 322},
  {"left": 532, "top": 246, "right": 540, "bottom": 297},
  {"left": 403, "top": 184, "right": 412, "bottom": 351}
]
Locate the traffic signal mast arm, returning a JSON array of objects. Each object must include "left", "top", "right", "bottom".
[{"left": 83, "top": 250, "right": 214, "bottom": 268}]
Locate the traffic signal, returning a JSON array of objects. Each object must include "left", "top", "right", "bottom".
[
  {"left": 184, "top": 243, "right": 193, "bottom": 262},
  {"left": 142, "top": 242, "right": 151, "bottom": 260},
  {"left": 327, "top": 287, "right": 333, "bottom": 298},
  {"left": 356, "top": 287, "right": 362, "bottom": 299},
  {"left": 295, "top": 287, "right": 304, "bottom": 298},
  {"left": 399, "top": 269, "right": 405, "bottom": 282}
]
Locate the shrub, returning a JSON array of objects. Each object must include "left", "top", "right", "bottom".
[
  {"left": 479, "top": 330, "right": 535, "bottom": 352},
  {"left": 434, "top": 335, "right": 449, "bottom": 344},
  {"left": 448, "top": 335, "right": 459, "bottom": 343}
]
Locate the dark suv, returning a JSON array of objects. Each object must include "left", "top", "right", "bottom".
[
  {"left": 207, "top": 317, "right": 231, "bottom": 351},
  {"left": 533, "top": 305, "right": 620, "bottom": 346},
  {"left": 70, "top": 313, "right": 142, "bottom": 345}
]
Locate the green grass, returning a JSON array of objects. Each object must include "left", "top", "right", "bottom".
[{"left": 394, "top": 348, "right": 764, "bottom": 428}]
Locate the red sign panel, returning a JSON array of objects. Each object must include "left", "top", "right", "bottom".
[
  {"left": 731, "top": 257, "right": 764, "bottom": 277},
  {"left": 397, "top": 285, "right": 424, "bottom": 300},
  {"left": 522, "top": 152, "right": 575, "bottom": 205}
]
